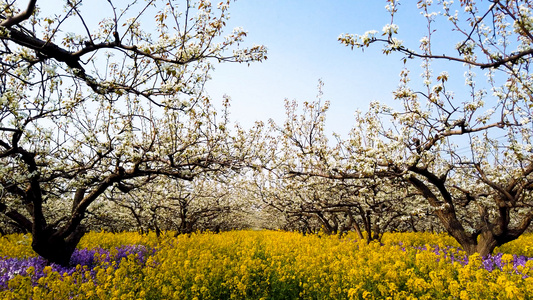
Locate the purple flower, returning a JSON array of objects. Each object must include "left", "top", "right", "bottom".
[
  {"left": 480, "top": 253, "right": 533, "bottom": 275},
  {"left": 0, "top": 244, "right": 157, "bottom": 291},
  {"left": 0, "top": 256, "right": 45, "bottom": 289},
  {"left": 69, "top": 248, "right": 98, "bottom": 268},
  {"left": 397, "top": 241, "right": 533, "bottom": 275}
]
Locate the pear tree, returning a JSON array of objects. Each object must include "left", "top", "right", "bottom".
[{"left": 0, "top": 0, "right": 266, "bottom": 265}]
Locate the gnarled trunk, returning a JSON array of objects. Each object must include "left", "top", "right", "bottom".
[
  {"left": 474, "top": 232, "right": 500, "bottom": 257},
  {"left": 32, "top": 226, "right": 86, "bottom": 266},
  {"left": 449, "top": 230, "right": 497, "bottom": 257},
  {"left": 445, "top": 213, "right": 532, "bottom": 257}
]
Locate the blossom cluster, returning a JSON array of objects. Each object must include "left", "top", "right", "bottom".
[{"left": 1, "top": 231, "right": 532, "bottom": 299}]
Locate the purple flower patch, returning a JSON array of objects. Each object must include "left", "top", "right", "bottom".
[
  {"left": 0, "top": 245, "right": 156, "bottom": 291},
  {"left": 405, "top": 244, "right": 533, "bottom": 275}
]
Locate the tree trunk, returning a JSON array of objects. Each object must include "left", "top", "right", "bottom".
[
  {"left": 372, "top": 223, "right": 382, "bottom": 243},
  {"left": 475, "top": 232, "right": 499, "bottom": 257},
  {"left": 31, "top": 226, "right": 86, "bottom": 266},
  {"left": 409, "top": 216, "right": 418, "bottom": 232},
  {"left": 350, "top": 215, "right": 364, "bottom": 240},
  {"left": 362, "top": 214, "right": 372, "bottom": 244},
  {"left": 445, "top": 226, "right": 501, "bottom": 257}
]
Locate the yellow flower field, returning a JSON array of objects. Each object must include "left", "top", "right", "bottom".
[{"left": 1, "top": 230, "right": 533, "bottom": 299}]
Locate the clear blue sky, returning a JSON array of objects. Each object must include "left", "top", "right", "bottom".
[
  {"left": 36, "top": 0, "right": 475, "bottom": 138},
  {"left": 205, "top": 1, "right": 459, "bottom": 137}
]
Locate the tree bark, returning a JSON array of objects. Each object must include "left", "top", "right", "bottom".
[{"left": 31, "top": 226, "right": 86, "bottom": 266}]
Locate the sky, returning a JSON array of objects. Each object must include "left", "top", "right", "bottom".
[
  {"left": 35, "top": 0, "right": 479, "bottom": 139},
  {"left": 204, "top": 0, "right": 459, "bottom": 137}
]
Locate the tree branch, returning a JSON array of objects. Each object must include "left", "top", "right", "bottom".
[
  {"left": 3, "top": 27, "right": 84, "bottom": 70},
  {"left": 377, "top": 38, "right": 533, "bottom": 70},
  {"left": 0, "top": 0, "right": 37, "bottom": 27},
  {"left": 0, "top": 201, "right": 33, "bottom": 231}
]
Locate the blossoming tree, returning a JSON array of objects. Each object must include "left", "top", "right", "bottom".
[
  {"left": 335, "top": 0, "right": 533, "bottom": 255},
  {"left": 0, "top": 0, "right": 266, "bottom": 265},
  {"left": 90, "top": 173, "right": 256, "bottom": 235},
  {"left": 268, "top": 89, "right": 433, "bottom": 240}
]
